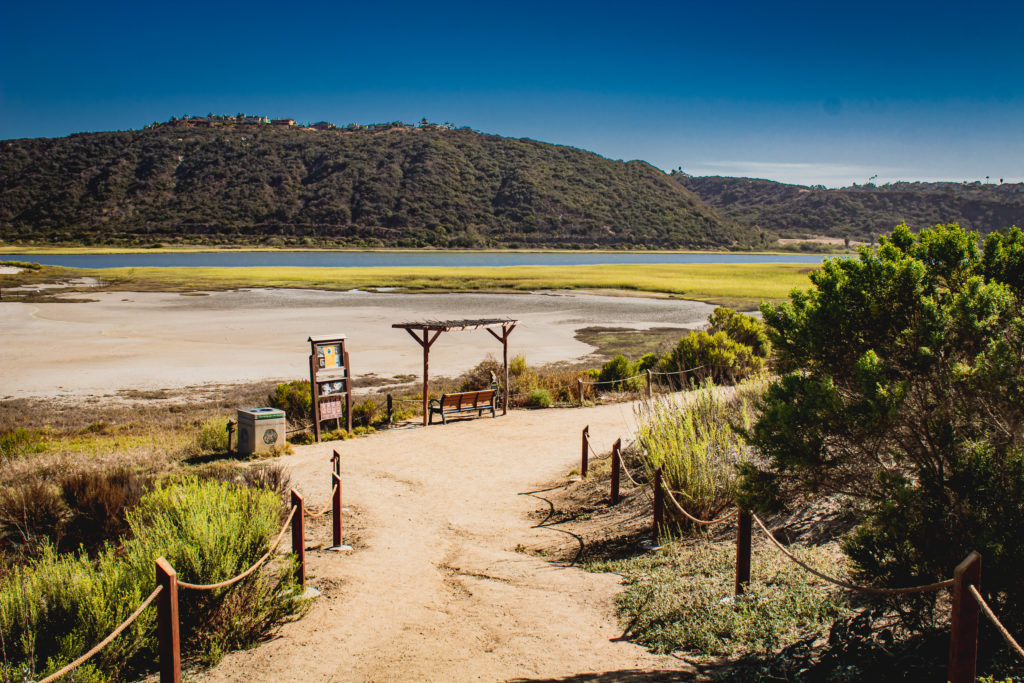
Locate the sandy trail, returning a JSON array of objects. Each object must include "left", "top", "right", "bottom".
[{"left": 198, "top": 403, "right": 691, "bottom": 683}]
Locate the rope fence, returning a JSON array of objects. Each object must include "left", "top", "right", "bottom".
[
  {"left": 36, "top": 585, "right": 164, "bottom": 683},
  {"left": 968, "top": 584, "right": 1024, "bottom": 659},
  {"left": 579, "top": 425, "right": 1024, "bottom": 679},
  {"left": 28, "top": 458, "right": 352, "bottom": 683},
  {"left": 177, "top": 506, "right": 297, "bottom": 592}
]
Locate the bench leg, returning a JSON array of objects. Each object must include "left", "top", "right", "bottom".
[{"left": 441, "top": 412, "right": 447, "bottom": 425}]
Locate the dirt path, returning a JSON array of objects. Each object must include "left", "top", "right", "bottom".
[{"left": 198, "top": 403, "right": 693, "bottom": 682}]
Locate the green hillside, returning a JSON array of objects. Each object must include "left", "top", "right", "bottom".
[
  {"left": 678, "top": 174, "right": 1024, "bottom": 242},
  {"left": 0, "top": 121, "right": 748, "bottom": 249}
]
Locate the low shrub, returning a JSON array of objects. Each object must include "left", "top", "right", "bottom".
[
  {"left": 266, "top": 380, "right": 312, "bottom": 425},
  {"left": 589, "top": 541, "right": 848, "bottom": 656},
  {"left": 636, "top": 382, "right": 759, "bottom": 522},
  {"left": 351, "top": 399, "right": 377, "bottom": 428},
  {"left": 527, "top": 389, "right": 552, "bottom": 408},
  {"left": 0, "top": 477, "right": 70, "bottom": 551},
  {"left": 0, "top": 427, "right": 50, "bottom": 462},
  {"left": 660, "top": 330, "right": 764, "bottom": 386},
  {"left": 60, "top": 466, "right": 151, "bottom": 552},
  {"left": 0, "top": 477, "right": 303, "bottom": 680}
]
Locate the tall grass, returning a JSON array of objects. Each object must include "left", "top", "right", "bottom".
[
  {"left": 635, "top": 382, "right": 761, "bottom": 522},
  {"left": 0, "top": 477, "right": 303, "bottom": 681}
]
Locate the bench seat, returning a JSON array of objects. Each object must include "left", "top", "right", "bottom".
[{"left": 428, "top": 389, "right": 497, "bottom": 425}]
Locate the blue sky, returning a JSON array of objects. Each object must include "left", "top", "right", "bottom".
[{"left": 1, "top": 0, "right": 1021, "bottom": 187}]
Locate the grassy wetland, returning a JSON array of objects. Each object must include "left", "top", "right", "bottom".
[{"left": 2, "top": 261, "right": 817, "bottom": 309}]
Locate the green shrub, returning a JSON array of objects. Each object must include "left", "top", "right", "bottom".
[
  {"left": 0, "top": 477, "right": 302, "bottom": 680},
  {"left": 0, "top": 427, "right": 50, "bottom": 461},
  {"left": 527, "top": 389, "right": 552, "bottom": 408},
  {"left": 597, "top": 355, "right": 644, "bottom": 391},
  {"left": 266, "top": 380, "right": 312, "bottom": 424},
  {"left": 636, "top": 382, "right": 758, "bottom": 522},
  {"left": 182, "top": 416, "right": 230, "bottom": 456},
  {"left": 707, "top": 306, "right": 770, "bottom": 357},
  {"left": 660, "top": 330, "right": 764, "bottom": 386},
  {"left": 742, "top": 223, "right": 1024, "bottom": 633},
  {"left": 351, "top": 399, "right": 377, "bottom": 428}
]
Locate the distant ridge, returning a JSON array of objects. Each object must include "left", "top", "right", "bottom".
[
  {"left": 0, "top": 121, "right": 748, "bottom": 249},
  {"left": 678, "top": 175, "right": 1024, "bottom": 242}
]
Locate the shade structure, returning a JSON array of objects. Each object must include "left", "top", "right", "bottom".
[{"left": 392, "top": 319, "right": 518, "bottom": 425}]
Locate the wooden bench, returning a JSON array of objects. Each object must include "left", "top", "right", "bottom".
[{"left": 428, "top": 389, "right": 497, "bottom": 425}]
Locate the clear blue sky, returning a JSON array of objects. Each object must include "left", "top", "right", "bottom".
[{"left": 2, "top": 0, "right": 1021, "bottom": 187}]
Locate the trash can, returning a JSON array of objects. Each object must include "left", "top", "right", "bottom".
[{"left": 237, "top": 407, "right": 286, "bottom": 455}]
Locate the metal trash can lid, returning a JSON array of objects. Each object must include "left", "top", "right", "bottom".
[{"left": 238, "top": 407, "right": 286, "bottom": 420}]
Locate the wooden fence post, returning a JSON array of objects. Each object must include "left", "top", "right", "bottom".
[
  {"left": 653, "top": 467, "right": 664, "bottom": 538},
  {"left": 577, "top": 378, "right": 584, "bottom": 406},
  {"left": 387, "top": 394, "right": 393, "bottom": 424},
  {"left": 331, "top": 471, "right": 343, "bottom": 548},
  {"left": 646, "top": 370, "right": 652, "bottom": 398},
  {"left": 331, "top": 449, "right": 340, "bottom": 476},
  {"left": 581, "top": 426, "right": 589, "bottom": 478},
  {"left": 735, "top": 510, "right": 752, "bottom": 596},
  {"left": 948, "top": 551, "right": 982, "bottom": 683},
  {"left": 155, "top": 557, "right": 181, "bottom": 683},
  {"left": 610, "top": 438, "right": 621, "bottom": 504},
  {"left": 291, "top": 490, "right": 305, "bottom": 589},
  {"left": 226, "top": 420, "right": 236, "bottom": 453}
]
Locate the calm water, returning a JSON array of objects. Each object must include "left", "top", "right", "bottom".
[{"left": 5, "top": 251, "right": 829, "bottom": 268}]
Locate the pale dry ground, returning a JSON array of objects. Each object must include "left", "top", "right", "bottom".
[
  {"left": 198, "top": 402, "right": 693, "bottom": 683},
  {"left": 0, "top": 289, "right": 714, "bottom": 399}
]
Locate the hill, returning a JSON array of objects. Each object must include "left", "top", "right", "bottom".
[
  {"left": 0, "top": 121, "right": 749, "bottom": 249},
  {"left": 677, "top": 175, "right": 1024, "bottom": 243}
]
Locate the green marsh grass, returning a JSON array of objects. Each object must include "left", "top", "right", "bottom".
[{"left": 72, "top": 262, "right": 815, "bottom": 308}]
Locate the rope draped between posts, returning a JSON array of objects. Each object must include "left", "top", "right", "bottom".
[
  {"left": 649, "top": 365, "right": 705, "bottom": 377},
  {"left": 968, "top": 584, "right": 1024, "bottom": 659},
  {"left": 36, "top": 585, "right": 164, "bottom": 683},
  {"left": 579, "top": 372, "right": 648, "bottom": 386},
  {"left": 178, "top": 505, "right": 298, "bottom": 591},
  {"left": 662, "top": 487, "right": 736, "bottom": 526},
  {"left": 751, "top": 513, "right": 954, "bottom": 595},
  {"left": 304, "top": 484, "right": 340, "bottom": 517}
]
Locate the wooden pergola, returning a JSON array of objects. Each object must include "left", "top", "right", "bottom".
[{"left": 392, "top": 318, "right": 518, "bottom": 425}]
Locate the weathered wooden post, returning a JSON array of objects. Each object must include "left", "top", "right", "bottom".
[
  {"left": 948, "top": 551, "right": 982, "bottom": 683},
  {"left": 386, "top": 394, "right": 393, "bottom": 424},
  {"left": 610, "top": 438, "right": 621, "bottom": 504},
  {"left": 653, "top": 467, "right": 664, "bottom": 537},
  {"left": 331, "top": 471, "right": 343, "bottom": 548},
  {"left": 735, "top": 510, "right": 752, "bottom": 596},
  {"left": 291, "top": 490, "right": 306, "bottom": 589},
  {"left": 577, "top": 378, "right": 584, "bottom": 406},
  {"left": 156, "top": 557, "right": 181, "bottom": 683},
  {"left": 646, "top": 369, "right": 653, "bottom": 398},
  {"left": 331, "top": 449, "right": 341, "bottom": 476},
  {"left": 581, "top": 426, "right": 589, "bottom": 478},
  {"left": 226, "top": 420, "right": 236, "bottom": 453}
]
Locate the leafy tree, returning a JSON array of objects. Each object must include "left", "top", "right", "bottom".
[
  {"left": 706, "top": 306, "right": 770, "bottom": 358},
  {"left": 740, "top": 223, "right": 1024, "bottom": 628}
]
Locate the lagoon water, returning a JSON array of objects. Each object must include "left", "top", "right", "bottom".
[{"left": 6, "top": 251, "right": 829, "bottom": 269}]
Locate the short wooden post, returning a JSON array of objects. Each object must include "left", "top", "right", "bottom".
[
  {"left": 331, "top": 472, "right": 343, "bottom": 548},
  {"left": 226, "top": 420, "right": 236, "bottom": 453},
  {"left": 577, "top": 378, "right": 584, "bottom": 406},
  {"left": 331, "top": 449, "right": 340, "bottom": 476},
  {"left": 735, "top": 510, "right": 752, "bottom": 596},
  {"left": 581, "top": 426, "right": 589, "bottom": 478},
  {"left": 610, "top": 438, "right": 621, "bottom": 504},
  {"left": 291, "top": 490, "right": 306, "bottom": 589},
  {"left": 155, "top": 557, "right": 181, "bottom": 683},
  {"left": 386, "top": 394, "right": 393, "bottom": 423},
  {"left": 948, "top": 551, "right": 982, "bottom": 683},
  {"left": 646, "top": 369, "right": 653, "bottom": 398},
  {"left": 653, "top": 467, "right": 664, "bottom": 537}
]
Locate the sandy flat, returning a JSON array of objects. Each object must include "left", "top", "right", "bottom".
[{"left": 1, "top": 289, "right": 714, "bottom": 399}]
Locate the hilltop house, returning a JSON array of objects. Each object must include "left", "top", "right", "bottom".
[{"left": 272, "top": 118, "right": 295, "bottom": 126}]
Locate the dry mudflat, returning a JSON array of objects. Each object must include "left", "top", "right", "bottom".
[
  {"left": 197, "top": 402, "right": 693, "bottom": 683},
  {"left": 1, "top": 289, "right": 714, "bottom": 399}
]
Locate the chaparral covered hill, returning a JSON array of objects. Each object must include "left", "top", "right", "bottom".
[
  {"left": 0, "top": 119, "right": 751, "bottom": 249},
  {"left": 678, "top": 174, "right": 1024, "bottom": 243}
]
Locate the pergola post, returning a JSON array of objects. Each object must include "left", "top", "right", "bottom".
[
  {"left": 487, "top": 322, "right": 517, "bottom": 416},
  {"left": 404, "top": 328, "right": 442, "bottom": 426}
]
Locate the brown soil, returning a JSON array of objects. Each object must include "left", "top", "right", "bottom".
[{"left": 197, "top": 402, "right": 695, "bottom": 682}]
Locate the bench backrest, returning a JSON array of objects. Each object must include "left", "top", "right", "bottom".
[{"left": 441, "top": 389, "right": 495, "bottom": 409}]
